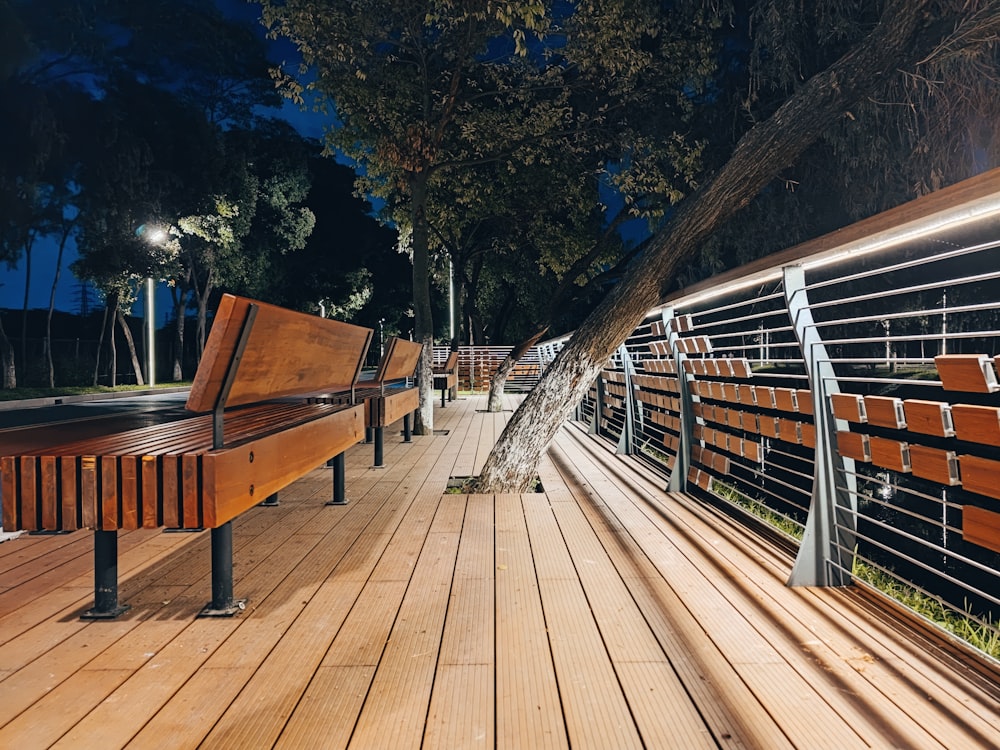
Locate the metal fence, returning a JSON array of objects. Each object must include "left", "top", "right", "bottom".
[
  {"left": 550, "top": 169, "right": 1000, "bottom": 643},
  {"left": 431, "top": 345, "right": 550, "bottom": 392}
]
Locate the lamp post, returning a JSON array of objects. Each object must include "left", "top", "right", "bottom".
[
  {"left": 139, "top": 224, "right": 171, "bottom": 387},
  {"left": 146, "top": 277, "right": 156, "bottom": 386}
]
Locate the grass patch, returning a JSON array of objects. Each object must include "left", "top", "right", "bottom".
[
  {"left": 446, "top": 475, "right": 544, "bottom": 494},
  {"left": 852, "top": 560, "right": 1000, "bottom": 660},
  {"left": 639, "top": 440, "right": 672, "bottom": 466},
  {"left": 0, "top": 383, "right": 190, "bottom": 401},
  {"left": 712, "top": 480, "right": 805, "bottom": 540}
]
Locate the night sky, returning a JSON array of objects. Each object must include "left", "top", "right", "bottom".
[{"left": 1, "top": 1, "right": 334, "bottom": 318}]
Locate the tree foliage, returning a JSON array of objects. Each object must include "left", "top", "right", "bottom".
[
  {"left": 477, "top": 0, "right": 1000, "bottom": 491},
  {"left": 257, "top": 0, "right": 721, "bottom": 430}
]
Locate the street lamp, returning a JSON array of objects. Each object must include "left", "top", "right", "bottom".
[{"left": 140, "top": 225, "right": 170, "bottom": 387}]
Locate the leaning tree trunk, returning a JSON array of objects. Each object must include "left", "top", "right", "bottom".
[
  {"left": 410, "top": 171, "right": 436, "bottom": 435},
  {"left": 108, "top": 301, "right": 118, "bottom": 387},
  {"left": 0, "top": 313, "right": 15, "bottom": 388},
  {"left": 45, "top": 223, "right": 72, "bottom": 387},
  {"left": 477, "top": 0, "right": 982, "bottom": 492},
  {"left": 92, "top": 302, "right": 110, "bottom": 387},
  {"left": 169, "top": 284, "right": 190, "bottom": 381},
  {"left": 117, "top": 309, "right": 145, "bottom": 386},
  {"left": 486, "top": 327, "right": 548, "bottom": 412}
]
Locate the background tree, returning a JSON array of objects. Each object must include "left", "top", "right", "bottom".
[
  {"left": 258, "top": 0, "right": 718, "bottom": 432},
  {"left": 477, "top": 0, "right": 1000, "bottom": 491},
  {"left": 258, "top": 0, "right": 610, "bottom": 433},
  {"left": 1, "top": 0, "right": 284, "bottom": 386}
]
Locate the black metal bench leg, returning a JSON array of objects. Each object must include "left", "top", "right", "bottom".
[
  {"left": 441, "top": 387, "right": 446, "bottom": 408},
  {"left": 327, "top": 451, "right": 348, "bottom": 505},
  {"left": 259, "top": 492, "right": 279, "bottom": 506},
  {"left": 365, "top": 426, "right": 374, "bottom": 443},
  {"left": 373, "top": 426, "right": 384, "bottom": 467},
  {"left": 199, "top": 522, "right": 246, "bottom": 617},
  {"left": 82, "top": 530, "right": 129, "bottom": 619},
  {"left": 403, "top": 413, "right": 413, "bottom": 443}
]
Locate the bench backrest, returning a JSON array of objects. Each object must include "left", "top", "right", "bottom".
[
  {"left": 187, "top": 294, "right": 373, "bottom": 413},
  {"left": 435, "top": 351, "right": 459, "bottom": 374},
  {"left": 373, "top": 337, "right": 424, "bottom": 384}
]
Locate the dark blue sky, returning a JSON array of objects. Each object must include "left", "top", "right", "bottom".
[{"left": 1, "top": 1, "right": 332, "bottom": 318}]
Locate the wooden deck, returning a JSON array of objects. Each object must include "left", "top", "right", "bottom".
[{"left": 1, "top": 394, "right": 999, "bottom": 748}]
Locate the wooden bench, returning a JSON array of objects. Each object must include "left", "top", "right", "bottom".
[
  {"left": 432, "top": 351, "right": 459, "bottom": 407},
  {"left": 319, "top": 337, "right": 422, "bottom": 468},
  {"left": 1, "top": 294, "right": 373, "bottom": 619}
]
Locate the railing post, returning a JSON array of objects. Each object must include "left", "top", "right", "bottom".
[
  {"left": 590, "top": 371, "right": 604, "bottom": 435},
  {"left": 616, "top": 344, "right": 636, "bottom": 455},
  {"left": 784, "top": 265, "right": 857, "bottom": 587},
  {"left": 664, "top": 307, "right": 694, "bottom": 492}
]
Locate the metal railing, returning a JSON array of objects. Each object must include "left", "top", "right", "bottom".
[
  {"left": 546, "top": 169, "right": 1000, "bottom": 649},
  {"left": 431, "top": 345, "right": 548, "bottom": 392}
]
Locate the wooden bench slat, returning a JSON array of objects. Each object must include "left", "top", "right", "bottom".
[{"left": 201, "top": 404, "right": 364, "bottom": 527}]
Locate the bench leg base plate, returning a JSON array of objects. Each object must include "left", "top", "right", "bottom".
[
  {"left": 198, "top": 599, "right": 247, "bottom": 618},
  {"left": 81, "top": 603, "right": 130, "bottom": 620},
  {"left": 326, "top": 498, "right": 349, "bottom": 506}
]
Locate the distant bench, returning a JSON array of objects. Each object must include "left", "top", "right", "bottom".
[
  {"left": 315, "top": 336, "right": 422, "bottom": 470},
  {"left": 1, "top": 294, "right": 373, "bottom": 619},
  {"left": 433, "top": 351, "right": 459, "bottom": 408}
]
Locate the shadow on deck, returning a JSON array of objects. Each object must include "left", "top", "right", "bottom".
[{"left": 0, "top": 395, "right": 998, "bottom": 748}]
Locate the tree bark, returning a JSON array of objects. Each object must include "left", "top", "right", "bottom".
[
  {"left": 108, "top": 299, "right": 117, "bottom": 387},
  {"left": 486, "top": 326, "right": 549, "bottom": 412},
  {"left": 92, "top": 302, "right": 109, "bottom": 387},
  {"left": 45, "top": 223, "right": 73, "bottom": 387},
  {"left": 20, "top": 232, "right": 33, "bottom": 383},
  {"left": 117, "top": 309, "right": 145, "bottom": 386},
  {"left": 170, "top": 284, "right": 190, "bottom": 381},
  {"left": 411, "top": 171, "right": 436, "bottom": 435},
  {"left": 477, "top": 0, "right": 985, "bottom": 492},
  {"left": 195, "top": 270, "right": 214, "bottom": 363},
  {"left": 0, "top": 313, "right": 16, "bottom": 388}
]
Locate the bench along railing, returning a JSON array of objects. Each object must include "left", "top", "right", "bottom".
[
  {"left": 1, "top": 294, "right": 373, "bottom": 619},
  {"left": 552, "top": 168, "right": 1000, "bottom": 647}
]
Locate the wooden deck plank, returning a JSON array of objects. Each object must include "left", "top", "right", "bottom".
[
  {"left": 523, "top": 494, "right": 646, "bottom": 749},
  {"left": 0, "top": 668, "right": 134, "bottom": 748},
  {"left": 554, "top": 425, "right": 1000, "bottom": 749},
  {"left": 423, "top": 663, "right": 494, "bottom": 749},
  {"left": 565, "top": 439, "right": 865, "bottom": 749},
  {"left": 543, "top": 434, "right": 781, "bottom": 749},
  {"left": 347, "top": 497, "right": 464, "bottom": 750},
  {"left": 495, "top": 492, "right": 569, "bottom": 750},
  {"left": 125, "top": 450, "right": 442, "bottom": 748}
]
